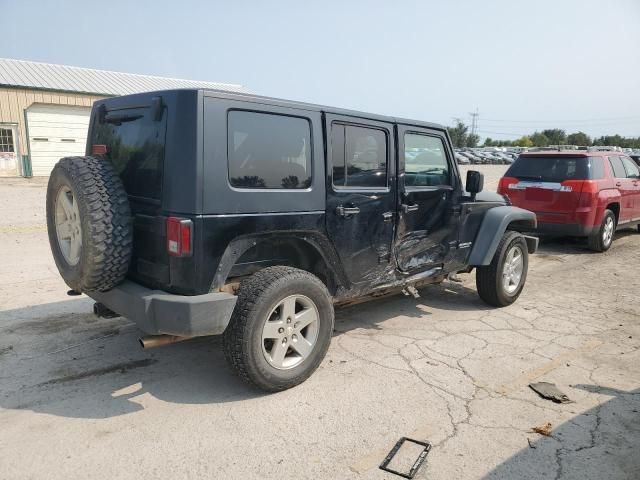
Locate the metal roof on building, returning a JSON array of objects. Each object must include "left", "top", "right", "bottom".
[{"left": 0, "top": 58, "right": 247, "bottom": 96}]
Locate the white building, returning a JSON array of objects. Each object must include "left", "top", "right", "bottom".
[{"left": 0, "top": 58, "right": 245, "bottom": 177}]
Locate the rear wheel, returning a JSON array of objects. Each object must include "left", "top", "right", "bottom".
[
  {"left": 476, "top": 231, "right": 529, "bottom": 307},
  {"left": 223, "top": 266, "right": 334, "bottom": 392},
  {"left": 588, "top": 210, "right": 615, "bottom": 252}
]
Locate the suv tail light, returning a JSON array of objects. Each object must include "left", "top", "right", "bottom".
[
  {"left": 166, "top": 217, "right": 192, "bottom": 257},
  {"left": 92, "top": 144, "right": 107, "bottom": 155},
  {"left": 498, "top": 176, "right": 518, "bottom": 194}
]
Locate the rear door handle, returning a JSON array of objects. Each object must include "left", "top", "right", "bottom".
[
  {"left": 616, "top": 182, "right": 622, "bottom": 187},
  {"left": 336, "top": 205, "right": 360, "bottom": 217},
  {"left": 402, "top": 203, "right": 419, "bottom": 213}
]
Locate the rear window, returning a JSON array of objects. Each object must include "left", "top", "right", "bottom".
[
  {"left": 506, "top": 156, "right": 601, "bottom": 182},
  {"left": 92, "top": 107, "right": 166, "bottom": 200}
]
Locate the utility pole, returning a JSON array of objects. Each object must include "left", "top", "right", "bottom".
[{"left": 469, "top": 109, "right": 479, "bottom": 137}]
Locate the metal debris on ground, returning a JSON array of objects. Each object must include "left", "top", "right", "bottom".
[
  {"left": 531, "top": 422, "right": 553, "bottom": 437},
  {"left": 529, "top": 382, "right": 573, "bottom": 403},
  {"left": 379, "top": 437, "right": 431, "bottom": 479}
]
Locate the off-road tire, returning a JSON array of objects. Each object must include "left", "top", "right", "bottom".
[
  {"left": 46, "top": 156, "right": 132, "bottom": 292},
  {"left": 587, "top": 209, "right": 615, "bottom": 252},
  {"left": 223, "top": 266, "right": 334, "bottom": 392},
  {"left": 476, "top": 231, "right": 529, "bottom": 307}
]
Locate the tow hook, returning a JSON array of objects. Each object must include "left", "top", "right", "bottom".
[{"left": 93, "top": 302, "right": 120, "bottom": 319}]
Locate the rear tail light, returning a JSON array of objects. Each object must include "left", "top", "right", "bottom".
[
  {"left": 498, "top": 176, "right": 519, "bottom": 194},
  {"left": 92, "top": 144, "right": 107, "bottom": 155},
  {"left": 577, "top": 180, "right": 599, "bottom": 208},
  {"left": 166, "top": 217, "right": 193, "bottom": 257}
]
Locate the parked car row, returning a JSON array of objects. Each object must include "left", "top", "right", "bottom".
[
  {"left": 498, "top": 150, "right": 640, "bottom": 252},
  {"left": 454, "top": 148, "right": 517, "bottom": 165}
]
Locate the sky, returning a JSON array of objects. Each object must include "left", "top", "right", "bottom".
[{"left": 2, "top": 0, "right": 640, "bottom": 140}]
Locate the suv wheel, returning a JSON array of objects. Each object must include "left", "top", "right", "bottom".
[
  {"left": 476, "top": 231, "right": 529, "bottom": 307},
  {"left": 46, "top": 156, "right": 132, "bottom": 292},
  {"left": 223, "top": 266, "right": 334, "bottom": 392},
  {"left": 588, "top": 209, "right": 615, "bottom": 252}
]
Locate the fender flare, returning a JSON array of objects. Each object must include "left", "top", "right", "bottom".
[
  {"left": 210, "top": 232, "right": 348, "bottom": 292},
  {"left": 468, "top": 206, "right": 537, "bottom": 266}
]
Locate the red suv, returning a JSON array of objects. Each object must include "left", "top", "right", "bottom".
[{"left": 498, "top": 151, "right": 640, "bottom": 251}]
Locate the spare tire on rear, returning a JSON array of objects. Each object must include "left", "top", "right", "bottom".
[{"left": 46, "top": 156, "right": 132, "bottom": 293}]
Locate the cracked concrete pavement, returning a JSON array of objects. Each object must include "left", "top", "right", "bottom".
[{"left": 1, "top": 167, "right": 639, "bottom": 480}]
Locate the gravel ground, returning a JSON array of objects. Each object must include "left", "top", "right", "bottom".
[{"left": 1, "top": 168, "right": 639, "bottom": 480}]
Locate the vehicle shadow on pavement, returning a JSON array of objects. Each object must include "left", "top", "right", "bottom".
[
  {"left": 0, "top": 280, "right": 487, "bottom": 419},
  {"left": 536, "top": 229, "right": 637, "bottom": 255},
  {"left": 484, "top": 385, "right": 640, "bottom": 479}
]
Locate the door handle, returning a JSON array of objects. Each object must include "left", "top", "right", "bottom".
[
  {"left": 402, "top": 203, "right": 419, "bottom": 213},
  {"left": 616, "top": 182, "right": 622, "bottom": 187},
  {"left": 336, "top": 205, "right": 360, "bottom": 217},
  {"left": 382, "top": 211, "right": 393, "bottom": 222}
]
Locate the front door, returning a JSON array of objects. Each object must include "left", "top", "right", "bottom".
[
  {"left": 608, "top": 156, "right": 635, "bottom": 223},
  {"left": 395, "top": 125, "right": 460, "bottom": 273},
  {"left": 620, "top": 156, "right": 640, "bottom": 221},
  {"left": 325, "top": 114, "right": 395, "bottom": 287}
]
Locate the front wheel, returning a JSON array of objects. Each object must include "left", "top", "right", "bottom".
[
  {"left": 223, "top": 266, "right": 334, "bottom": 392},
  {"left": 476, "top": 231, "right": 529, "bottom": 307}
]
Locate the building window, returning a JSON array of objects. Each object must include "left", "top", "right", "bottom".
[
  {"left": 332, "top": 123, "right": 388, "bottom": 188},
  {"left": 0, "top": 128, "right": 15, "bottom": 153},
  {"left": 228, "top": 111, "right": 312, "bottom": 189}
]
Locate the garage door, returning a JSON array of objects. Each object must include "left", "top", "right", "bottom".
[{"left": 27, "top": 105, "right": 91, "bottom": 176}]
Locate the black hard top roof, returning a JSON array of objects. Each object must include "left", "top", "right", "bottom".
[{"left": 197, "top": 88, "right": 446, "bottom": 131}]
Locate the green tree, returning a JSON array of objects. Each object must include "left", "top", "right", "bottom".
[
  {"left": 530, "top": 131, "right": 550, "bottom": 147},
  {"left": 541, "top": 129, "right": 567, "bottom": 145},
  {"left": 566, "top": 131, "right": 591, "bottom": 146},
  {"left": 466, "top": 133, "right": 480, "bottom": 148},
  {"left": 515, "top": 135, "right": 533, "bottom": 147},
  {"left": 483, "top": 137, "right": 495, "bottom": 147},
  {"left": 447, "top": 120, "right": 468, "bottom": 148}
]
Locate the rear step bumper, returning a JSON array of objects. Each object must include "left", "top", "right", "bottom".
[{"left": 88, "top": 281, "right": 237, "bottom": 337}]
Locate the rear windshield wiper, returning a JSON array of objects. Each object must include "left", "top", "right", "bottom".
[{"left": 104, "top": 112, "right": 143, "bottom": 125}]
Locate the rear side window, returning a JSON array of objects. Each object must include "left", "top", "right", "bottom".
[
  {"left": 92, "top": 107, "right": 166, "bottom": 200},
  {"left": 506, "top": 156, "right": 591, "bottom": 182},
  {"left": 608, "top": 156, "right": 626, "bottom": 178},
  {"left": 332, "top": 123, "right": 387, "bottom": 188},
  {"left": 228, "top": 111, "right": 311, "bottom": 189},
  {"left": 621, "top": 156, "right": 640, "bottom": 178}
]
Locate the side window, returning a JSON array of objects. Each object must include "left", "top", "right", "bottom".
[
  {"left": 404, "top": 133, "right": 450, "bottom": 187},
  {"left": 588, "top": 157, "right": 605, "bottom": 179},
  {"left": 608, "top": 156, "right": 626, "bottom": 179},
  {"left": 332, "top": 123, "right": 387, "bottom": 188},
  {"left": 228, "top": 111, "right": 311, "bottom": 189},
  {"left": 621, "top": 156, "right": 640, "bottom": 178}
]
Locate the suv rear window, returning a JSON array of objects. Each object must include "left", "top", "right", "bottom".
[
  {"left": 228, "top": 111, "right": 311, "bottom": 189},
  {"left": 92, "top": 107, "right": 166, "bottom": 200},
  {"left": 506, "top": 156, "right": 601, "bottom": 182}
]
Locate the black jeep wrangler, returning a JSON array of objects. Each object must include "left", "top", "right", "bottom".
[{"left": 46, "top": 89, "right": 537, "bottom": 391}]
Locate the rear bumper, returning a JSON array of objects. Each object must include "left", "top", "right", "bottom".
[
  {"left": 535, "top": 222, "right": 596, "bottom": 237},
  {"left": 88, "top": 281, "right": 237, "bottom": 337}
]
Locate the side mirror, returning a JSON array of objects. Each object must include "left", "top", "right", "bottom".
[{"left": 466, "top": 170, "right": 484, "bottom": 199}]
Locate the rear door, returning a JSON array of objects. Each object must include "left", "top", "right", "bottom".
[
  {"left": 608, "top": 156, "right": 634, "bottom": 223},
  {"left": 620, "top": 156, "right": 640, "bottom": 220},
  {"left": 325, "top": 115, "right": 395, "bottom": 287},
  {"left": 395, "top": 125, "right": 460, "bottom": 273}
]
